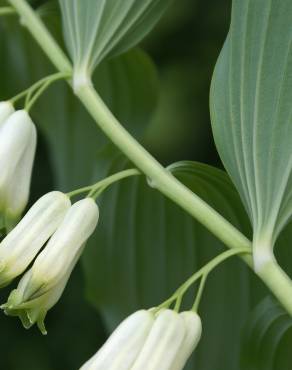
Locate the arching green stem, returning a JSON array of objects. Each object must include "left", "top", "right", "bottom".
[
  {"left": 157, "top": 247, "right": 251, "bottom": 311},
  {"left": 10, "top": 72, "right": 70, "bottom": 107},
  {"left": 67, "top": 169, "right": 141, "bottom": 199},
  {"left": 192, "top": 273, "right": 208, "bottom": 312}
]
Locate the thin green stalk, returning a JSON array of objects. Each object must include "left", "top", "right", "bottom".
[
  {"left": 157, "top": 247, "right": 251, "bottom": 311},
  {"left": 8, "top": 0, "right": 292, "bottom": 316},
  {"left": 174, "top": 295, "right": 183, "bottom": 312},
  {"left": 256, "top": 259, "right": 292, "bottom": 316},
  {"left": 25, "top": 72, "right": 70, "bottom": 111},
  {"left": 91, "top": 185, "right": 107, "bottom": 200},
  {"left": 11, "top": 80, "right": 43, "bottom": 104},
  {"left": 77, "top": 85, "right": 253, "bottom": 262},
  {"left": 67, "top": 169, "right": 141, "bottom": 198},
  {"left": 177, "top": 248, "right": 250, "bottom": 299},
  {"left": 66, "top": 185, "right": 93, "bottom": 199},
  {"left": 192, "top": 274, "right": 208, "bottom": 312},
  {"left": 11, "top": 72, "right": 69, "bottom": 105}
]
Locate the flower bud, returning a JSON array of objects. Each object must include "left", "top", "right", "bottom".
[
  {"left": 0, "top": 191, "right": 71, "bottom": 287},
  {"left": 2, "top": 198, "right": 99, "bottom": 333},
  {"left": 0, "top": 102, "right": 14, "bottom": 126},
  {"left": 79, "top": 309, "right": 202, "bottom": 370},
  {"left": 170, "top": 312, "right": 202, "bottom": 370},
  {"left": 131, "top": 310, "right": 186, "bottom": 370},
  {"left": 0, "top": 110, "right": 37, "bottom": 229},
  {"left": 80, "top": 310, "right": 154, "bottom": 370}
]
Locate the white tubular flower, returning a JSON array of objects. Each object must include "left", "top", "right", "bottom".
[
  {"left": 2, "top": 198, "right": 99, "bottom": 334},
  {"left": 0, "top": 102, "right": 14, "bottom": 126},
  {"left": 131, "top": 310, "right": 186, "bottom": 370},
  {"left": 79, "top": 309, "right": 202, "bottom": 370},
  {"left": 80, "top": 310, "right": 155, "bottom": 370},
  {"left": 0, "top": 109, "right": 37, "bottom": 229},
  {"left": 169, "top": 312, "right": 202, "bottom": 370},
  {"left": 0, "top": 191, "right": 71, "bottom": 287}
]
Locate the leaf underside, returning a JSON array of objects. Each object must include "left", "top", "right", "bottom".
[
  {"left": 59, "top": 0, "right": 173, "bottom": 76},
  {"left": 210, "top": 0, "right": 292, "bottom": 248}
]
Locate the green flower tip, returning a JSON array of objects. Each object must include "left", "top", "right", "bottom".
[{"left": 1, "top": 289, "right": 48, "bottom": 335}]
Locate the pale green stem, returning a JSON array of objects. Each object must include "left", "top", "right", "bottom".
[
  {"left": 11, "top": 72, "right": 70, "bottom": 105},
  {"left": 174, "top": 294, "right": 182, "bottom": 312},
  {"left": 256, "top": 259, "right": 292, "bottom": 316},
  {"left": 8, "top": 0, "right": 292, "bottom": 316},
  {"left": 192, "top": 273, "right": 208, "bottom": 312}
]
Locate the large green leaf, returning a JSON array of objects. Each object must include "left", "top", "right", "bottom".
[
  {"left": 58, "top": 0, "right": 173, "bottom": 85},
  {"left": 210, "top": 0, "right": 292, "bottom": 252},
  {"left": 240, "top": 297, "right": 292, "bottom": 370}
]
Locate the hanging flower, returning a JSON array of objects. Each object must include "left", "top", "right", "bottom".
[
  {"left": 80, "top": 309, "right": 202, "bottom": 370},
  {"left": 0, "top": 109, "right": 37, "bottom": 229},
  {"left": 0, "top": 191, "right": 71, "bottom": 287},
  {"left": 2, "top": 198, "right": 99, "bottom": 334}
]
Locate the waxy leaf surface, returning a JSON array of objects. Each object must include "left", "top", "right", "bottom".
[{"left": 210, "top": 0, "right": 292, "bottom": 249}]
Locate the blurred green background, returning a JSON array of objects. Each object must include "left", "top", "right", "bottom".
[{"left": 0, "top": 0, "right": 292, "bottom": 369}]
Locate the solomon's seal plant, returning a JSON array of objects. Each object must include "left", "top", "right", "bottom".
[{"left": 0, "top": 0, "right": 291, "bottom": 368}]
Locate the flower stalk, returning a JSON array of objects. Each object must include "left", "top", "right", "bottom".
[
  {"left": 67, "top": 168, "right": 141, "bottom": 199},
  {"left": 157, "top": 247, "right": 251, "bottom": 312},
  {"left": 9, "top": 72, "right": 71, "bottom": 109}
]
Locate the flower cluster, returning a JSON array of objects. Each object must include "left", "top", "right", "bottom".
[
  {"left": 0, "top": 102, "right": 99, "bottom": 333},
  {"left": 80, "top": 309, "right": 202, "bottom": 370},
  {"left": 0, "top": 101, "right": 202, "bottom": 369},
  {"left": 0, "top": 192, "right": 99, "bottom": 333}
]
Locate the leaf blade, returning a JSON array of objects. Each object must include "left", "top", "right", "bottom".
[{"left": 210, "top": 0, "right": 292, "bottom": 251}]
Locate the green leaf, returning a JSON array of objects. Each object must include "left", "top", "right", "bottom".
[
  {"left": 58, "top": 0, "right": 173, "bottom": 86},
  {"left": 240, "top": 297, "right": 292, "bottom": 370},
  {"left": 83, "top": 160, "right": 255, "bottom": 370},
  {"left": 210, "top": 0, "right": 292, "bottom": 252}
]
